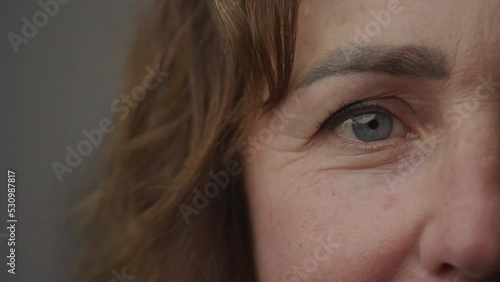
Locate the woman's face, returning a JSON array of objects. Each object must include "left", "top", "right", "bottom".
[{"left": 242, "top": 0, "right": 500, "bottom": 281}]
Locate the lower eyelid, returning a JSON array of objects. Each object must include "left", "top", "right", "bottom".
[{"left": 326, "top": 133, "right": 414, "bottom": 154}]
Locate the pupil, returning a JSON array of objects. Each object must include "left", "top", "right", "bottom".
[
  {"left": 351, "top": 113, "right": 393, "bottom": 142},
  {"left": 368, "top": 119, "right": 379, "bottom": 129}
]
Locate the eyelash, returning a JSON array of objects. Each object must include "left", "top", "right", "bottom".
[{"left": 317, "top": 101, "right": 392, "bottom": 131}]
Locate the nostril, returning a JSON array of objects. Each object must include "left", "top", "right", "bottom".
[
  {"left": 438, "top": 263, "right": 455, "bottom": 275},
  {"left": 437, "top": 261, "right": 500, "bottom": 281},
  {"left": 482, "top": 271, "right": 500, "bottom": 282}
]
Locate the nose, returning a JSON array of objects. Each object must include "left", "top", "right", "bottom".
[{"left": 419, "top": 113, "right": 500, "bottom": 280}]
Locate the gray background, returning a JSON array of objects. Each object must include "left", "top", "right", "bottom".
[{"left": 0, "top": 1, "right": 149, "bottom": 281}]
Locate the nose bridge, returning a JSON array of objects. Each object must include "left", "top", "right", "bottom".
[
  {"left": 420, "top": 104, "right": 500, "bottom": 277},
  {"left": 440, "top": 106, "right": 500, "bottom": 211},
  {"left": 438, "top": 120, "right": 499, "bottom": 232},
  {"left": 446, "top": 99, "right": 500, "bottom": 185}
]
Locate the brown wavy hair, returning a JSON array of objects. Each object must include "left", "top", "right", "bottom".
[{"left": 74, "top": 0, "right": 299, "bottom": 281}]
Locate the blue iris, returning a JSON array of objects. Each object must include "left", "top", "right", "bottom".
[{"left": 351, "top": 113, "right": 393, "bottom": 142}]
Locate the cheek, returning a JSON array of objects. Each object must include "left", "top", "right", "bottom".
[{"left": 244, "top": 153, "right": 427, "bottom": 282}]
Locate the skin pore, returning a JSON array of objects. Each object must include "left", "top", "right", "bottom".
[{"left": 243, "top": 1, "right": 500, "bottom": 281}]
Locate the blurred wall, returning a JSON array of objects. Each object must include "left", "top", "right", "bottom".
[{"left": 0, "top": 1, "right": 149, "bottom": 281}]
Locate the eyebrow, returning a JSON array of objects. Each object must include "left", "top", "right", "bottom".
[{"left": 294, "top": 44, "right": 450, "bottom": 90}]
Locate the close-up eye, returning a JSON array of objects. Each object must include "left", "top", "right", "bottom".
[
  {"left": 321, "top": 102, "right": 413, "bottom": 143},
  {"left": 6, "top": 0, "right": 499, "bottom": 281}
]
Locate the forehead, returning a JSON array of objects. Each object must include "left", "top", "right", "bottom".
[{"left": 292, "top": 0, "right": 500, "bottom": 86}]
